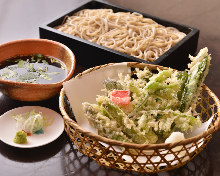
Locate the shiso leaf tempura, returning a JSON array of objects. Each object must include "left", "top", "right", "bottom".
[{"left": 82, "top": 47, "right": 211, "bottom": 144}]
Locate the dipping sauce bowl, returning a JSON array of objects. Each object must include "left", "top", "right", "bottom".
[{"left": 0, "top": 39, "right": 75, "bottom": 101}]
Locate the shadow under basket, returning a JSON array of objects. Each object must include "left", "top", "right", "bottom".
[{"left": 59, "top": 62, "right": 220, "bottom": 173}]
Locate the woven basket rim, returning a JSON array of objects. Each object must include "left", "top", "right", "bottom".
[{"left": 59, "top": 62, "right": 220, "bottom": 150}]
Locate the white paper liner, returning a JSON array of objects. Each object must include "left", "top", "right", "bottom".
[
  {"left": 63, "top": 63, "right": 213, "bottom": 166},
  {"left": 153, "top": 116, "right": 213, "bottom": 166},
  {"left": 63, "top": 62, "right": 130, "bottom": 134}
]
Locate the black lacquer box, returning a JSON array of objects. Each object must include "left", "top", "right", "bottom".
[{"left": 39, "top": 0, "right": 199, "bottom": 70}]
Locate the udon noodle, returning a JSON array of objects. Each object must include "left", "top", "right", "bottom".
[{"left": 55, "top": 9, "right": 186, "bottom": 62}]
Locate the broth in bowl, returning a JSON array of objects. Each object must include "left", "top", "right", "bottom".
[
  {"left": 0, "top": 39, "right": 75, "bottom": 101},
  {"left": 0, "top": 54, "right": 67, "bottom": 84}
]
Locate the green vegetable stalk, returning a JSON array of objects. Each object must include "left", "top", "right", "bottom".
[
  {"left": 97, "top": 97, "right": 150, "bottom": 144},
  {"left": 82, "top": 102, "right": 133, "bottom": 143},
  {"left": 179, "top": 48, "right": 211, "bottom": 112}
]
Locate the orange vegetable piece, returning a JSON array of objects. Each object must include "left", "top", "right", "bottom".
[{"left": 111, "top": 90, "right": 131, "bottom": 105}]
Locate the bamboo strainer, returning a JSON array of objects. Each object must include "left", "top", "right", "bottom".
[{"left": 59, "top": 62, "right": 220, "bottom": 173}]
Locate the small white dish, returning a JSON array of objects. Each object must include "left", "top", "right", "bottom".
[{"left": 0, "top": 106, "right": 64, "bottom": 148}]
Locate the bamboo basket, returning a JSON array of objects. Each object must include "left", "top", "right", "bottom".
[{"left": 59, "top": 62, "right": 220, "bottom": 173}]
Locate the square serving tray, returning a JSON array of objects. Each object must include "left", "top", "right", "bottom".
[{"left": 39, "top": 0, "right": 199, "bottom": 70}]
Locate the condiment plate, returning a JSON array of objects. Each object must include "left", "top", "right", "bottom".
[{"left": 0, "top": 106, "right": 64, "bottom": 148}]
